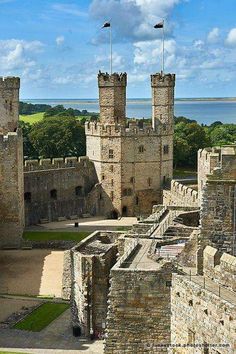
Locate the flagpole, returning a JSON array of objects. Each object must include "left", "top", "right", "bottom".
[
  {"left": 110, "top": 24, "right": 113, "bottom": 74},
  {"left": 162, "top": 19, "right": 165, "bottom": 74}
]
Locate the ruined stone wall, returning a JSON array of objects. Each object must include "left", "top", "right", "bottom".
[
  {"left": 0, "top": 132, "right": 24, "bottom": 247},
  {"left": 23, "top": 157, "right": 98, "bottom": 225},
  {"left": 71, "top": 231, "right": 118, "bottom": 337},
  {"left": 170, "top": 273, "right": 236, "bottom": 354},
  {"left": 163, "top": 180, "right": 198, "bottom": 207},
  {"left": 104, "top": 253, "right": 174, "bottom": 353}
]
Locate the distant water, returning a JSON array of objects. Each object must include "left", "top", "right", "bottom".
[{"left": 22, "top": 98, "right": 236, "bottom": 125}]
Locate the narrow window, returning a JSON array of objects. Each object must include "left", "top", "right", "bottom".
[
  {"left": 109, "top": 149, "right": 114, "bottom": 159},
  {"left": 24, "top": 192, "right": 31, "bottom": 203},
  {"left": 110, "top": 165, "right": 114, "bottom": 172},
  {"left": 50, "top": 189, "right": 57, "bottom": 200},
  {"left": 188, "top": 329, "right": 195, "bottom": 344},
  {"left": 203, "top": 343, "right": 209, "bottom": 354},
  {"left": 138, "top": 145, "right": 144, "bottom": 153},
  {"left": 102, "top": 174, "right": 105, "bottom": 180},
  {"left": 163, "top": 145, "right": 169, "bottom": 154},
  {"left": 148, "top": 177, "right": 152, "bottom": 186},
  {"left": 136, "top": 196, "right": 139, "bottom": 205},
  {"left": 130, "top": 177, "right": 135, "bottom": 183},
  {"left": 75, "top": 186, "right": 83, "bottom": 196},
  {"left": 111, "top": 179, "right": 114, "bottom": 186},
  {"left": 166, "top": 281, "right": 172, "bottom": 287},
  {"left": 111, "top": 191, "right": 114, "bottom": 201},
  {"left": 163, "top": 123, "right": 166, "bottom": 130}
]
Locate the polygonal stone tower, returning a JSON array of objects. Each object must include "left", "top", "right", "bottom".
[
  {"left": 86, "top": 71, "right": 175, "bottom": 218},
  {"left": 98, "top": 71, "right": 127, "bottom": 125},
  {"left": 151, "top": 73, "right": 175, "bottom": 185},
  {"left": 0, "top": 77, "right": 20, "bottom": 134},
  {"left": 0, "top": 77, "right": 24, "bottom": 248}
]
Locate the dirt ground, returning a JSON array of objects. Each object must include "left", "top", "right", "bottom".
[
  {"left": 0, "top": 250, "right": 64, "bottom": 297},
  {"left": 0, "top": 298, "right": 39, "bottom": 322}
]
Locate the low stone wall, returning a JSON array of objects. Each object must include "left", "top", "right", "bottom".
[
  {"left": 62, "top": 250, "right": 72, "bottom": 300},
  {"left": 163, "top": 180, "right": 198, "bottom": 208},
  {"left": 170, "top": 273, "right": 236, "bottom": 354},
  {"left": 203, "top": 246, "right": 236, "bottom": 292}
]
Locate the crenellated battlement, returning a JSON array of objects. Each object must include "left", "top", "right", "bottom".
[
  {"left": 98, "top": 71, "right": 127, "bottom": 87},
  {"left": 151, "top": 72, "right": 175, "bottom": 87},
  {"left": 0, "top": 76, "right": 20, "bottom": 89},
  {"left": 24, "top": 156, "right": 91, "bottom": 172},
  {"left": 85, "top": 121, "right": 161, "bottom": 137}
]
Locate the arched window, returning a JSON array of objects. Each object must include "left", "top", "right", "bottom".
[{"left": 50, "top": 189, "right": 57, "bottom": 200}]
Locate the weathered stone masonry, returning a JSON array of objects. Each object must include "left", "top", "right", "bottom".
[{"left": 0, "top": 77, "right": 24, "bottom": 248}]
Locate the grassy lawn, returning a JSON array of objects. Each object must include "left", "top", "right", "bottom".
[
  {"left": 23, "top": 231, "right": 90, "bottom": 242},
  {"left": 13, "top": 302, "right": 69, "bottom": 332},
  {"left": 116, "top": 226, "right": 132, "bottom": 232},
  {"left": 20, "top": 112, "right": 44, "bottom": 125}
]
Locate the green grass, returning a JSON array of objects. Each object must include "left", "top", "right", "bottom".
[
  {"left": 20, "top": 112, "right": 44, "bottom": 124},
  {"left": 23, "top": 231, "right": 90, "bottom": 242},
  {"left": 116, "top": 226, "right": 131, "bottom": 232},
  {"left": 13, "top": 302, "right": 69, "bottom": 332}
]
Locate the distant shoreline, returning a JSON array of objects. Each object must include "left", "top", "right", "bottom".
[{"left": 22, "top": 97, "right": 236, "bottom": 103}]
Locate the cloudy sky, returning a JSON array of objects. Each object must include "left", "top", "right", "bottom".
[{"left": 0, "top": 0, "right": 236, "bottom": 98}]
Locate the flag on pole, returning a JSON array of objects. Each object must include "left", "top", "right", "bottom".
[
  {"left": 102, "top": 22, "right": 111, "bottom": 28},
  {"left": 154, "top": 21, "right": 164, "bottom": 29}
]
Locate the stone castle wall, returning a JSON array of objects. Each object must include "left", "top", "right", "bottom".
[
  {"left": 104, "top": 245, "right": 174, "bottom": 354},
  {"left": 199, "top": 145, "right": 236, "bottom": 257},
  {"left": 163, "top": 180, "right": 198, "bottom": 207},
  {"left": 24, "top": 156, "right": 98, "bottom": 225},
  {"left": 70, "top": 231, "right": 118, "bottom": 337},
  {"left": 171, "top": 247, "right": 236, "bottom": 353}
]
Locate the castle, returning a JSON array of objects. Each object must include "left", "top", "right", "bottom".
[
  {"left": 0, "top": 71, "right": 236, "bottom": 354},
  {"left": 0, "top": 70, "right": 175, "bottom": 247}
]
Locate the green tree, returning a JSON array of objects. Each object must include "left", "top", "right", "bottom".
[
  {"left": 19, "top": 121, "right": 37, "bottom": 158},
  {"left": 209, "top": 124, "right": 236, "bottom": 146},
  {"left": 29, "top": 116, "right": 86, "bottom": 158}
]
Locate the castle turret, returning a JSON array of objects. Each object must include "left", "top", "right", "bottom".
[
  {"left": 151, "top": 73, "right": 175, "bottom": 187},
  {"left": 0, "top": 76, "right": 24, "bottom": 248},
  {"left": 0, "top": 77, "right": 20, "bottom": 134},
  {"left": 98, "top": 72, "right": 127, "bottom": 125},
  {"left": 151, "top": 73, "right": 175, "bottom": 133}
]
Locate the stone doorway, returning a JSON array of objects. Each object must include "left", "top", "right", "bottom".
[{"left": 122, "top": 206, "right": 128, "bottom": 216}]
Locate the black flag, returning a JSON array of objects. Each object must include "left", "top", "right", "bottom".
[
  {"left": 154, "top": 22, "right": 164, "bottom": 29},
  {"left": 102, "top": 22, "right": 111, "bottom": 28}
]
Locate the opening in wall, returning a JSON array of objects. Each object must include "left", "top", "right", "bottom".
[
  {"left": 50, "top": 189, "right": 57, "bottom": 200},
  {"left": 24, "top": 192, "right": 31, "bottom": 203},
  {"left": 75, "top": 186, "right": 83, "bottom": 197}
]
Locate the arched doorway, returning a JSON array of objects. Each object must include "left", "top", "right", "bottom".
[{"left": 122, "top": 206, "right": 128, "bottom": 217}]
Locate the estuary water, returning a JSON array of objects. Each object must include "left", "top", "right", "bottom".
[{"left": 23, "top": 98, "right": 236, "bottom": 125}]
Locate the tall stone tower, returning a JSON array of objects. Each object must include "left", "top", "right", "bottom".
[
  {"left": 86, "top": 71, "right": 175, "bottom": 218},
  {"left": 0, "top": 77, "right": 24, "bottom": 248},
  {"left": 151, "top": 73, "right": 175, "bottom": 185}
]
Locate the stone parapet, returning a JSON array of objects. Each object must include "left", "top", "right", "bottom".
[
  {"left": 98, "top": 71, "right": 127, "bottom": 87},
  {"left": 0, "top": 76, "right": 20, "bottom": 89},
  {"left": 151, "top": 73, "right": 175, "bottom": 87},
  {"left": 163, "top": 180, "right": 199, "bottom": 208},
  {"left": 24, "top": 156, "right": 91, "bottom": 171}
]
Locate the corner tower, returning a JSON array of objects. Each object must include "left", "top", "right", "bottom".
[
  {"left": 0, "top": 77, "right": 24, "bottom": 248},
  {"left": 151, "top": 73, "right": 175, "bottom": 185},
  {"left": 98, "top": 71, "right": 127, "bottom": 125}
]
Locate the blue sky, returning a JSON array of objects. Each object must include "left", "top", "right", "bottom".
[{"left": 1, "top": 0, "right": 236, "bottom": 98}]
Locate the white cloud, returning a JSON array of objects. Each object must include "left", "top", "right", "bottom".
[
  {"left": 95, "top": 52, "right": 124, "bottom": 68},
  {"left": 90, "top": 0, "right": 186, "bottom": 42},
  {"left": 0, "top": 39, "right": 44, "bottom": 72},
  {"left": 207, "top": 27, "right": 220, "bottom": 43},
  {"left": 52, "top": 3, "right": 87, "bottom": 17},
  {"left": 56, "top": 36, "right": 65, "bottom": 46},
  {"left": 134, "top": 39, "right": 176, "bottom": 65},
  {"left": 226, "top": 28, "right": 236, "bottom": 46}
]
